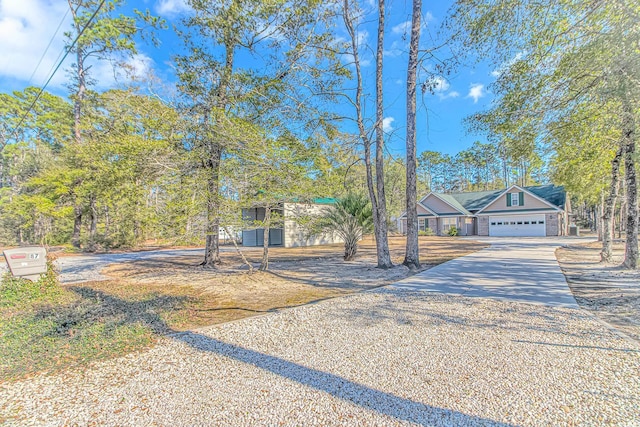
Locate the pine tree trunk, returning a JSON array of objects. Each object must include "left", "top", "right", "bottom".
[
  {"left": 72, "top": 203, "right": 82, "bottom": 249},
  {"left": 69, "top": 5, "right": 85, "bottom": 250},
  {"left": 259, "top": 206, "right": 271, "bottom": 271},
  {"left": 202, "top": 40, "right": 234, "bottom": 268},
  {"left": 403, "top": 0, "right": 421, "bottom": 270},
  {"left": 73, "top": 47, "right": 85, "bottom": 145},
  {"left": 601, "top": 144, "right": 623, "bottom": 262},
  {"left": 373, "top": 0, "right": 392, "bottom": 269},
  {"left": 203, "top": 144, "right": 222, "bottom": 268},
  {"left": 622, "top": 96, "right": 638, "bottom": 269},
  {"left": 90, "top": 197, "right": 97, "bottom": 236},
  {"left": 104, "top": 205, "right": 110, "bottom": 241}
]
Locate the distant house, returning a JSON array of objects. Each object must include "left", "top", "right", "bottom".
[
  {"left": 242, "top": 199, "right": 343, "bottom": 247},
  {"left": 397, "top": 184, "right": 570, "bottom": 237}
]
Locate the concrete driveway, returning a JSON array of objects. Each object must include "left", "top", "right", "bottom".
[{"left": 391, "top": 237, "right": 595, "bottom": 308}]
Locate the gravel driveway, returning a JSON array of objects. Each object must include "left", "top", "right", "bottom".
[{"left": 1, "top": 239, "right": 638, "bottom": 426}]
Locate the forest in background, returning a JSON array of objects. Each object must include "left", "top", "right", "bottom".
[
  {"left": 0, "top": 87, "right": 540, "bottom": 248},
  {"left": 0, "top": 0, "right": 637, "bottom": 268}
]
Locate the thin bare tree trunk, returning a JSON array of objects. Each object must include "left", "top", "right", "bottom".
[
  {"left": 72, "top": 203, "right": 82, "bottom": 249},
  {"left": 259, "top": 206, "right": 271, "bottom": 271},
  {"left": 104, "top": 205, "right": 110, "bottom": 241},
  {"left": 69, "top": 3, "right": 85, "bottom": 249},
  {"left": 622, "top": 96, "right": 638, "bottom": 269},
  {"left": 223, "top": 225, "right": 254, "bottom": 272},
  {"left": 403, "top": 0, "right": 421, "bottom": 269},
  {"left": 601, "top": 144, "right": 623, "bottom": 262},
  {"left": 342, "top": 0, "right": 390, "bottom": 269},
  {"left": 374, "top": 0, "right": 393, "bottom": 269}
]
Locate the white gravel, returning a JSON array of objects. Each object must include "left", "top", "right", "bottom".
[{"left": 1, "top": 289, "right": 639, "bottom": 426}]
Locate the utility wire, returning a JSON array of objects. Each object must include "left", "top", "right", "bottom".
[
  {"left": 2, "top": 0, "right": 106, "bottom": 151},
  {"left": 27, "top": 7, "right": 71, "bottom": 86}
]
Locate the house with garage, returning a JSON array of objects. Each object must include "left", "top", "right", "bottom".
[
  {"left": 397, "top": 184, "right": 570, "bottom": 237},
  {"left": 242, "top": 199, "right": 343, "bottom": 247}
]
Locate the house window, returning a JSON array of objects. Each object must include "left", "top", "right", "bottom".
[
  {"left": 441, "top": 217, "right": 457, "bottom": 233},
  {"left": 419, "top": 218, "right": 426, "bottom": 231},
  {"left": 511, "top": 193, "right": 519, "bottom": 206}
]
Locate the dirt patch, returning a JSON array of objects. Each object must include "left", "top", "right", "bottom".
[
  {"left": 556, "top": 240, "right": 640, "bottom": 342},
  {"left": 92, "top": 236, "right": 488, "bottom": 329}
]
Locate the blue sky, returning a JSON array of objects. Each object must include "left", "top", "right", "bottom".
[{"left": 0, "top": 0, "right": 498, "bottom": 156}]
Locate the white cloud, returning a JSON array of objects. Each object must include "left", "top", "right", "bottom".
[
  {"left": 430, "top": 76, "right": 450, "bottom": 92},
  {"left": 123, "top": 54, "right": 154, "bottom": 81},
  {"left": 383, "top": 40, "right": 404, "bottom": 58},
  {"left": 426, "top": 76, "right": 459, "bottom": 100},
  {"left": 382, "top": 117, "right": 395, "bottom": 133},
  {"left": 391, "top": 12, "right": 434, "bottom": 36},
  {"left": 391, "top": 20, "right": 411, "bottom": 36},
  {"left": 424, "top": 11, "right": 434, "bottom": 24},
  {"left": 467, "top": 83, "right": 485, "bottom": 103},
  {"left": 0, "top": 0, "right": 72, "bottom": 88},
  {"left": 155, "top": 0, "right": 191, "bottom": 16},
  {"left": 490, "top": 51, "right": 525, "bottom": 78},
  {"left": 0, "top": 0, "right": 156, "bottom": 90}
]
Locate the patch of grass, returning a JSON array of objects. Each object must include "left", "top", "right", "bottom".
[
  {"left": 0, "top": 259, "right": 69, "bottom": 312},
  {"left": 0, "top": 312, "right": 154, "bottom": 380},
  {"left": 0, "top": 262, "right": 159, "bottom": 381}
]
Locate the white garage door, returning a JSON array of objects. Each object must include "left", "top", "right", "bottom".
[{"left": 489, "top": 214, "right": 546, "bottom": 237}]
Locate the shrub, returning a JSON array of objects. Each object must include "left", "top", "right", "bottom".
[
  {"left": 1, "top": 255, "right": 62, "bottom": 309},
  {"left": 316, "top": 194, "right": 373, "bottom": 261},
  {"left": 447, "top": 226, "right": 459, "bottom": 236},
  {"left": 418, "top": 227, "right": 434, "bottom": 236}
]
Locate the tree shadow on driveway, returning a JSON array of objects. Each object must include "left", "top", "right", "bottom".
[
  {"left": 173, "top": 330, "right": 516, "bottom": 427},
  {"left": 45, "top": 287, "right": 516, "bottom": 426}
]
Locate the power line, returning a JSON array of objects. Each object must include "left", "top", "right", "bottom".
[
  {"left": 2, "top": 0, "right": 106, "bottom": 151},
  {"left": 27, "top": 7, "right": 71, "bottom": 86}
]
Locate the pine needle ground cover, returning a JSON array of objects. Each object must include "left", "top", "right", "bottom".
[{"left": 1, "top": 237, "right": 488, "bottom": 381}]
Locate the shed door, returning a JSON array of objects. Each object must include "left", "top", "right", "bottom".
[{"left": 488, "top": 214, "right": 546, "bottom": 237}]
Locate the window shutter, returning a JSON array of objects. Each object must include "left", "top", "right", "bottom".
[
  {"left": 519, "top": 192, "right": 524, "bottom": 206},
  {"left": 506, "top": 192, "right": 512, "bottom": 207}
]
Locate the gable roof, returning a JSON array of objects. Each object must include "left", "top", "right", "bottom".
[
  {"left": 417, "top": 201, "right": 438, "bottom": 216},
  {"left": 447, "top": 189, "right": 504, "bottom": 213},
  {"left": 400, "top": 184, "right": 566, "bottom": 219},
  {"left": 475, "top": 184, "right": 565, "bottom": 214},
  {"left": 434, "top": 193, "right": 472, "bottom": 216},
  {"left": 418, "top": 192, "right": 471, "bottom": 216},
  {"left": 525, "top": 184, "right": 565, "bottom": 208}
]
